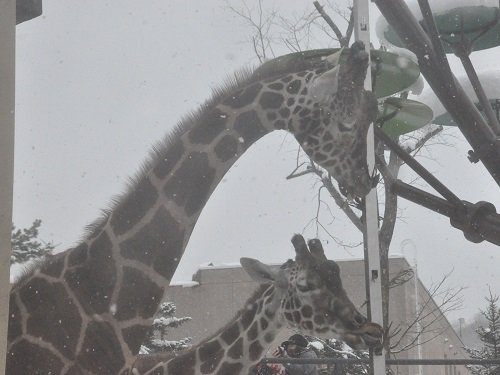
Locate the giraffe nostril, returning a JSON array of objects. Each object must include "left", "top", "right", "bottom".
[{"left": 353, "top": 312, "right": 367, "bottom": 327}]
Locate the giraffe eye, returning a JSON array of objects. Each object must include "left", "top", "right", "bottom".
[{"left": 296, "top": 283, "right": 315, "bottom": 292}]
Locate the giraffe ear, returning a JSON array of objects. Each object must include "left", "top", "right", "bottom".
[
  {"left": 310, "top": 64, "right": 340, "bottom": 100},
  {"left": 240, "top": 257, "right": 278, "bottom": 283},
  {"left": 324, "top": 47, "right": 344, "bottom": 66}
]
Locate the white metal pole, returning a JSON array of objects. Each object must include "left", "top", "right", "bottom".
[
  {"left": 0, "top": 0, "right": 16, "bottom": 373},
  {"left": 353, "top": 1, "right": 386, "bottom": 375}
]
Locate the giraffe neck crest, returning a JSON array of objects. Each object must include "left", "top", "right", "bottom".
[{"left": 8, "top": 44, "right": 379, "bottom": 374}]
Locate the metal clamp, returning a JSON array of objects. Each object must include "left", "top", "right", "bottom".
[
  {"left": 468, "top": 138, "right": 500, "bottom": 163},
  {"left": 452, "top": 201, "right": 497, "bottom": 243}
]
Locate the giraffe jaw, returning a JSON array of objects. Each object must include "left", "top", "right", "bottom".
[{"left": 340, "top": 322, "right": 384, "bottom": 350}]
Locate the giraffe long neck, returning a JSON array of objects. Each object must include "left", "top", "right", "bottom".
[
  {"left": 136, "top": 284, "right": 283, "bottom": 375},
  {"left": 7, "top": 74, "right": 295, "bottom": 374}
]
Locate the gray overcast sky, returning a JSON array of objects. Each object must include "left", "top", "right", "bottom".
[{"left": 13, "top": 0, "right": 500, "bottom": 322}]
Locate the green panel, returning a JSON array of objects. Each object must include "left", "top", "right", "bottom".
[
  {"left": 378, "top": 98, "right": 433, "bottom": 137},
  {"left": 254, "top": 48, "right": 420, "bottom": 98},
  {"left": 381, "top": 6, "right": 500, "bottom": 53},
  {"left": 371, "top": 49, "right": 420, "bottom": 98}
]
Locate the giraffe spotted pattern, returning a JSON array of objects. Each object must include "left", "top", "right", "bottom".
[
  {"left": 131, "top": 235, "right": 383, "bottom": 375},
  {"left": 8, "top": 42, "right": 378, "bottom": 374}
]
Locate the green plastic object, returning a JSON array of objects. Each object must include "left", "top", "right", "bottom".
[
  {"left": 433, "top": 98, "right": 500, "bottom": 126},
  {"left": 378, "top": 97, "right": 433, "bottom": 137},
  {"left": 380, "top": 6, "right": 500, "bottom": 53},
  {"left": 254, "top": 48, "right": 420, "bottom": 98}
]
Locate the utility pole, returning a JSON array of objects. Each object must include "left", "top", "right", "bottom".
[{"left": 353, "top": 1, "right": 386, "bottom": 374}]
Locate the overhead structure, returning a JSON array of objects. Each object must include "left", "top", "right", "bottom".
[
  {"left": 423, "top": 70, "right": 500, "bottom": 127},
  {"left": 377, "top": 0, "right": 500, "bottom": 135},
  {"left": 369, "top": 0, "right": 500, "bottom": 247},
  {"left": 376, "top": 0, "right": 500, "bottom": 54}
]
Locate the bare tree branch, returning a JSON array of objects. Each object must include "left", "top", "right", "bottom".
[
  {"left": 224, "top": 0, "right": 278, "bottom": 62},
  {"left": 389, "top": 272, "right": 464, "bottom": 353},
  {"left": 313, "top": 1, "right": 347, "bottom": 46}
]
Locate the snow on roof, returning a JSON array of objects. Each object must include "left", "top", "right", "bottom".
[
  {"left": 169, "top": 281, "right": 200, "bottom": 288},
  {"left": 195, "top": 255, "right": 407, "bottom": 272},
  {"left": 197, "top": 261, "right": 282, "bottom": 270}
]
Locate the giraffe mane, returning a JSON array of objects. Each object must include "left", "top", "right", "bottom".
[
  {"left": 82, "top": 65, "right": 256, "bottom": 240},
  {"left": 10, "top": 252, "right": 65, "bottom": 289},
  {"left": 13, "top": 48, "right": 332, "bottom": 287},
  {"left": 82, "top": 50, "right": 333, "bottom": 241}
]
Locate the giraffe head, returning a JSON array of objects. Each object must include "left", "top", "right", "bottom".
[
  {"left": 263, "top": 42, "right": 379, "bottom": 198},
  {"left": 241, "top": 234, "right": 383, "bottom": 350}
]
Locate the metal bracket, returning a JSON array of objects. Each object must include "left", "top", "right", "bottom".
[
  {"left": 468, "top": 138, "right": 500, "bottom": 163},
  {"left": 451, "top": 201, "right": 497, "bottom": 243}
]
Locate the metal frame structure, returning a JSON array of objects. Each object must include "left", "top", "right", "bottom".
[
  {"left": 371, "top": 0, "right": 500, "bottom": 246},
  {"left": 261, "top": 357, "right": 500, "bottom": 375},
  {"left": 350, "top": 1, "right": 500, "bottom": 374},
  {"left": 375, "top": 126, "right": 500, "bottom": 246},
  {"left": 261, "top": 358, "right": 500, "bottom": 366},
  {"left": 374, "top": 0, "right": 500, "bottom": 186}
]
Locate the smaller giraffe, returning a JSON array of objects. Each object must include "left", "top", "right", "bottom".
[{"left": 132, "top": 235, "right": 383, "bottom": 374}]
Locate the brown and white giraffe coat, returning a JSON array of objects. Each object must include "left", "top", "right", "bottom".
[
  {"left": 8, "top": 43, "right": 378, "bottom": 374},
  {"left": 132, "top": 235, "right": 383, "bottom": 375}
]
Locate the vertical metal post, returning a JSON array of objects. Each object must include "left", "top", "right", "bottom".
[
  {"left": 353, "top": 1, "right": 386, "bottom": 375},
  {"left": 0, "top": 0, "right": 15, "bottom": 372}
]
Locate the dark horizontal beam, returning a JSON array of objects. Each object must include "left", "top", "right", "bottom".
[
  {"left": 261, "top": 357, "right": 500, "bottom": 366},
  {"left": 374, "top": 126, "right": 463, "bottom": 207},
  {"left": 392, "top": 180, "right": 500, "bottom": 246},
  {"left": 374, "top": 0, "right": 500, "bottom": 187}
]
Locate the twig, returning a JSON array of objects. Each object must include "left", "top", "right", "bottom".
[
  {"left": 286, "top": 163, "right": 314, "bottom": 179},
  {"left": 313, "top": 1, "right": 347, "bottom": 46}
]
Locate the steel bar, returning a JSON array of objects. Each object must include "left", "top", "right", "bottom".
[
  {"left": 374, "top": 0, "right": 500, "bottom": 186},
  {"left": 262, "top": 358, "right": 500, "bottom": 365},
  {"left": 417, "top": 0, "right": 454, "bottom": 82},
  {"left": 392, "top": 180, "right": 500, "bottom": 246},
  {"left": 456, "top": 50, "right": 500, "bottom": 135},
  {"left": 374, "top": 126, "right": 463, "bottom": 208},
  {"left": 354, "top": 1, "right": 386, "bottom": 374}
]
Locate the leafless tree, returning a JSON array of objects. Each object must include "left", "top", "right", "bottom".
[{"left": 389, "top": 271, "right": 464, "bottom": 354}]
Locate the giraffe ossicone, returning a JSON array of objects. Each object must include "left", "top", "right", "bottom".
[
  {"left": 132, "top": 235, "right": 383, "bottom": 374},
  {"left": 8, "top": 42, "right": 378, "bottom": 374}
]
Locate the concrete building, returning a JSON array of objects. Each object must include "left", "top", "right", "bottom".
[{"left": 165, "top": 257, "right": 468, "bottom": 375}]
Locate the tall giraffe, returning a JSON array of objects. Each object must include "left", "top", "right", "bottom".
[
  {"left": 7, "top": 42, "right": 378, "bottom": 374},
  {"left": 131, "top": 235, "right": 383, "bottom": 375}
]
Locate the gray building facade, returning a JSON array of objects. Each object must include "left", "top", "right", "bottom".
[{"left": 165, "top": 257, "right": 468, "bottom": 375}]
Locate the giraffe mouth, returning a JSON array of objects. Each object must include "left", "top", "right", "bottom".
[{"left": 342, "top": 322, "right": 384, "bottom": 350}]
